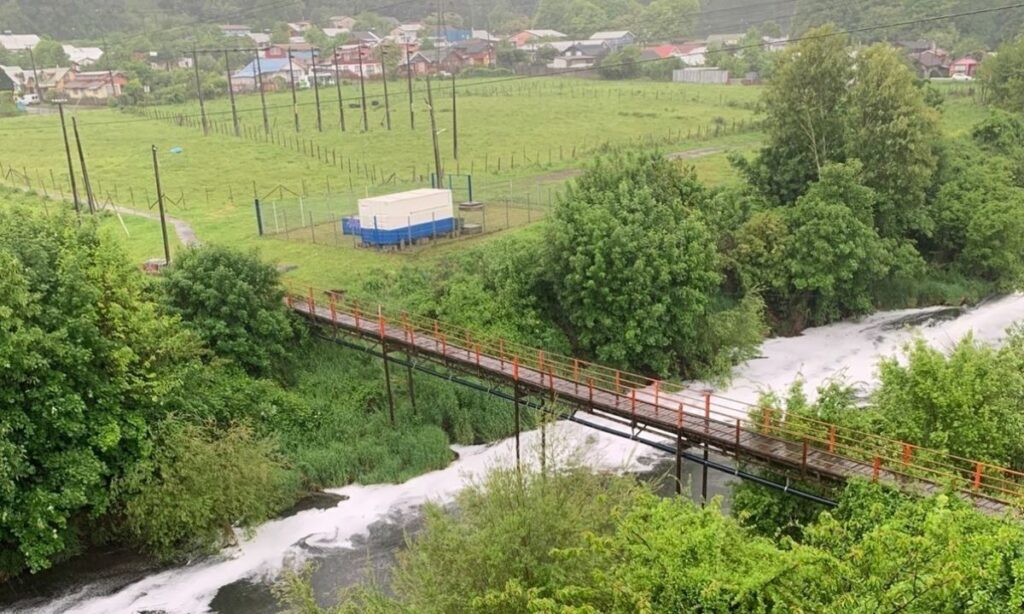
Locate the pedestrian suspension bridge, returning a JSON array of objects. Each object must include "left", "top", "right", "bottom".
[{"left": 287, "top": 286, "right": 1020, "bottom": 514}]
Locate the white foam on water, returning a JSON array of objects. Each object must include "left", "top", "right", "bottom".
[
  {"left": 14, "top": 294, "right": 1024, "bottom": 614},
  {"left": 22, "top": 419, "right": 655, "bottom": 614},
  {"left": 713, "top": 294, "right": 1024, "bottom": 408}
]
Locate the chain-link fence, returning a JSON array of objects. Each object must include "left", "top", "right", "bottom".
[{"left": 255, "top": 172, "right": 567, "bottom": 252}]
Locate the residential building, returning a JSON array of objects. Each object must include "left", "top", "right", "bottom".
[
  {"left": 391, "top": 24, "right": 422, "bottom": 43},
  {"left": 322, "top": 28, "right": 349, "bottom": 39},
  {"left": 322, "top": 45, "right": 383, "bottom": 78},
  {"left": 447, "top": 39, "right": 496, "bottom": 69},
  {"left": 676, "top": 42, "right": 708, "bottom": 66},
  {"left": 589, "top": 31, "right": 635, "bottom": 50},
  {"left": 508, "top": 29, "right": 567, "bottom": 48},
  {"left": 288, "top": 21, "right": 314, "bottom": 36},
  {"left": 62, "top": 45, "right": 104, "bottom": 69},
  {"left": 350, "top": 31, "right": 382, "bottom": 45},
  {"left": 329, "top": 16, "right": 357, "bottom": 30},
  {"left": 0, "top": 65, "right": 75, "bottom": 95},
  {"left": 219, "top": 24, "right": 252, "bottom": 37},
  {"left": 706, "top": 33, "right": 743, "bottom": 46},
  {"left": 547, "top": 40, "right": 610, "bottom": 70},
  {"left": 472, "top": 30, "right": 500, "bottom": 43},
  {"left": 62, "top": 71, "right": 127, "bottom": 102},
  {"left": 400, "top": 51, "right": 436, "bottom": 76},
  {"left": 950, "top": 56, "right": 980, "bottom": 78},
  {"left": 762, "top": 36, "right": 788, "bottom": 52},
  {"left": 232, "top": 57, "right": 309, "bottom": 92},
  {"left": 248, "top": 32, "right": 271, "bottom": 47},
  {"left": 263, "top": 43, "right": 317, "bottom": 62},
  {"left": 909, "top": 47, "right": 951, "bottom": 78},
  {"left": 0, "top": 33, "right": 40, "bottom": 51}
]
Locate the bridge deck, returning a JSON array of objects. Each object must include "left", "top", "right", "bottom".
[{"left": 289, "top": 295, "right": 1011, "bottom": 515}]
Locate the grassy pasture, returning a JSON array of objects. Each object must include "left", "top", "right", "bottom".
[{"left": 0, "top": 77, "right": 767, "bottom": 290}]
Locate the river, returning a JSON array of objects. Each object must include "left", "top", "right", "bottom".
[{"left": 4, "top": 294, "right": 1023, "bottom": 614}]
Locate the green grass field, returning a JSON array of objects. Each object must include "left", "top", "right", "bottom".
[{"left": 0, "top": 77, "right": 766, "bottom": 291}]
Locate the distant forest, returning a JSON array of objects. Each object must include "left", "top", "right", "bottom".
[{"left": 0, "top": 0, "right": 1020, "bottom": 47}]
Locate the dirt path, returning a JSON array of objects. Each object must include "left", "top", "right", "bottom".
[{"left": 112, "top": 205, "right": 201, "bottom": 246}]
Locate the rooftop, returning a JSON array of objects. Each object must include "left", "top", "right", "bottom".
[{"left": 0, "top": 34, "right": 40, "bottom": 50}]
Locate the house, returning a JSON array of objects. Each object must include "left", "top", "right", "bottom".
[
  {"left": 762, "top": 36, "right": 788, "bottom": 52},
  {"left": 706, "top": 33, "right": 743, "bottom": 47},
  {"left": 0, "top": 67, "right": 14, "bottom": 95},
  {"left": 430, "top": 27, "right": 471, "bottom": 44},
  {"left": 62, "top": 45, "right": 104, "bottom": 69},
  {"left": 322, "top": 28, "right": 349, "bottom": 39},
  {"left": 909, "top": 47, "right": 951, "bottom": 78},
  {"left": 589, "top": 31, "right": 635, "bottom": 50},
  {"left": 400, "top": 51, "right": 436, "bottom": 76},
  {"left": 248, "top": 32, "right": 271, "bottom": 47},
  {"left": 62, "top": 71, "right": 127, "bottom": 102},
  {"left": 1, "top": 65, "right": 75, "bottom": 95},
  {"left": 508, "top": 29, "right": 567, "bottom": 48},
  {"left": 676, "top": 42, "right": 708, "bottom": 66},
  {"left": 0, "top": 66, "right": 20, "bottom": 93},
  {"left": 472, "top": 30, "right": 500, "bottom": 43},
  {"left": 390, "top": 24, "right": 422, "bottom": 43},
  {"left": 350, "top": 31, "right": 382, "bottom": 45},
  {"left": 322, "top": 45, "right": 383, "bottom": 78},
  {"left": 263, "top": 43, "right": 316, "bottom": 62},
  {"left": 219, "top": 24, "right": 252, "bottom": 37},
  {"left": 547, "top": 41, "right": 610, "bottom": 70},
  {"left": 329, "top": 16, "right": 357, "bottom": 30},
  {"left": 232, "top": 57, "right": 309, "bottom": 92},
  {"left": 0, "top": 34, "right": 40, "bottom": 51},
  {"left": 640, "top": 44, "right": 680, "bottom": 61},
  {"left": 447, "top": 39, "right": 496, "bottom": 69},
  {"left": 288, "top": 21, "right": 314, "bottom": 36},
  {"left": 950, "top": 57, "right": 980, "bottom": 78}
]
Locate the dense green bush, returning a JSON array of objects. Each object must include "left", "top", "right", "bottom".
[
  {"left": 161, "top": 245, "right": 301, "bottom": 378},
  {"left": 115, "top": 420, "right": 298, "bottom": 562}
]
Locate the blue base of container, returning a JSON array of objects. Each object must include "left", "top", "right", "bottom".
[{"left": 360, "top": 217, "right": 456, "bottom": 246}]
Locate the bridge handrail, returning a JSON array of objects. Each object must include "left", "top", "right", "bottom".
[{"left": 285, "top": 286, "right": 1023, "bottom": 506}]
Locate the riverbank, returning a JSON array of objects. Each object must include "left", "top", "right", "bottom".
[{"left": 6, "top": 295, "right": 1021, "bottom": 614}]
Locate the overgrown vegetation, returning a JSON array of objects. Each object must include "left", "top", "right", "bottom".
[
  {"left": 280, "top": 458, "right": 1024, "bottom": 613},
  {"left": 0, "top": 207, "right": 530, "bottom": 579}
]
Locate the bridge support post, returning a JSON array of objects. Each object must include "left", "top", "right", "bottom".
[
  {"left": 514, "top": 383, "right": 521, "bottom": 471},
  {"left": 701, "top": 443, "right": 709, "bottom": 506},
  {"left": 675, "top": 433, "right": 683, "bottom": 496},
  {"left": 405, "top": 353, "right": 417, "bottom": 413},
  {"left": 382, "top": 340, "right": 396, "bottom": 426}
]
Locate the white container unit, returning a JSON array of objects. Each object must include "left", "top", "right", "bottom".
[{"left": 357, "top": 188, "right": 455, "bottom": 246}]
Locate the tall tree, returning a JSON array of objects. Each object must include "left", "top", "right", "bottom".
[
  {"left": 739, "top": 25, "right": 853, "bottom": 204},
  {"left": 847, "top": 44, "right": 939, "bottom": 238},
  {"left": 546, "top": 152, "right": 720, "bottom": 376}
]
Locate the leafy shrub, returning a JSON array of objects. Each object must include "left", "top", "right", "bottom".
[{"left": 116, "top": 419, "right": 298, "bottom": 562}]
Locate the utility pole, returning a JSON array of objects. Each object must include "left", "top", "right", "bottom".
[
  {"left": 57, "top": 103, "right": 81, "bottom": 219},
  {"left": 288, "top": 48, "right": 300, "bottom": 132},
  {"left": 451, "top": 73, "right": 458, "bottom": 160},
  {"left": 380, "top": 44, "right": 392, "bottom": 130},
  {"left": 426, "top": 76, "right": 443, "bottom": 186},
  {"left": 26, "top": 47, "right": 40, "bottom": 97},
  {"left": 103, "top": 38, "right": 117, "bottom": 100},
  {"left": 405, "top": 43, "right": 415, "bottom": 130},
  {"left": 191, "top": 45, "right": 208, "bottom": 135},
  {"left": 151, "top": 145, "right": 171, "bottom": 266},
  {"left": 71, "top": 117, "right": 95, "bottom": 214},
  {"left": 254, "top": 49, "right": 270, "bottom": 135},
  {"left": 357, "top": 44, "right": 369, "bottom": 131},
  {"left": 224, "top": 49, "right": 240, "bottom": 137},
  {"left": 312, "top": 48, "right": 323, "bottom": 132},
  {"left": 333, "top": 46, "right": 346, "bottom": 131}
]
